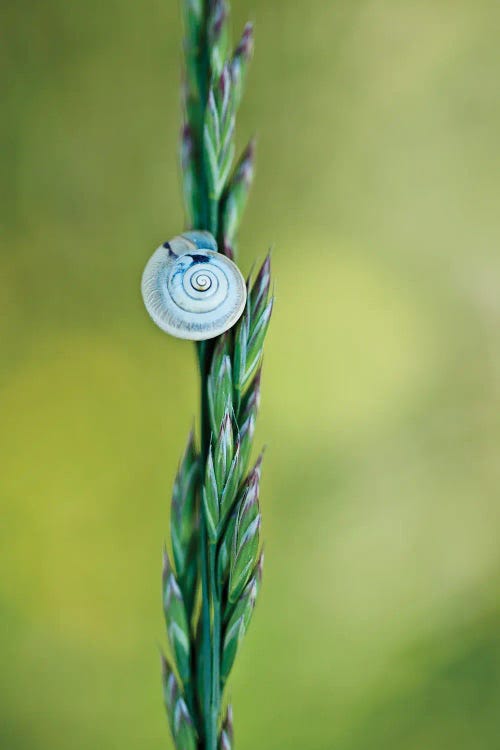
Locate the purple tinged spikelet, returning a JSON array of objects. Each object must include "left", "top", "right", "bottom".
[
  {"left": 229, "top": 22, "right": 254, "bottom": 110},
  {"left": 175, "top": 698, "right": 192, "bottom": 733},
  {"left": 256, "top": 549, "right": 264, "bottom": 583},
  {"left": 181, "top": 124, "right": 194, "bottom": 166},
  {"left": 161, "top": 654, "right": 179, "bottom": 711},
  {"left": 234, "top": 138, "right": 255, "bottom": 187},
  {"left": 218, "top": 64, "right": 232, "bottom": 118},
  {"left": 171, "top": 429, "right": 196, "bottom": 522},
  {"left": 239, "top": 376, "right": 261, "bottom": 471},
  {"left": 162, "top": 546, "right": 171, "bottom": 590},
  {"left": 208, "top": 0, "right": 230, "bottom": 80},
  {"left": 162, "top": 547, "right": 182, "bottom": 609},
  {"left": 173, "top": 698, "right": 197, "bottom": 750},
  {"left": 241, "top": 367, "right": 261, "bottom": 417},
  {"left": 250, "top": 253, "right": 271, "bottom": 317},
  {"left": 219, "top": 704, "right": 234, "bottom": 749},
  {"left": 242, "top": 471, "right": 259, "bottom": 515},
  {"left": 229, "top": 495, "right": 261, "bottom": 602},
  {"left": 221, "top": 138, "right": 256, "bottom": 251},
  {"left": 248, "top": 451, "right": 264, "bottom": 487},
  {"left": 235, "top": 22, "right": 253, "bottom": 59},
  {"left": 239, "top": 414, "right": 255, "bottom": 472},
  {"left": 210, "top": 0, "right": 228, "bottom": 39},
  {"left": 225, "top": 704, "right": 234, "bottom": 739}
]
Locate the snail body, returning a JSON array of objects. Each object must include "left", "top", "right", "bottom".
[{"left": 141, "top": 231, "right": 247, "bottom": 341}]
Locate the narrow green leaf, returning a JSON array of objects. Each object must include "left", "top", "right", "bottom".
[
  {"left": 204, "top": 89, "right": 222, "bottom": 198},
  {"left": 221, "top": 574, "right": 258, "bottom": 683},
  {"left": 231, "top": 22, "right": 254, "bottom": 108},
  {"left": 218, "top": 511, "right": 237, "bottom": 582},
  {"left": 208, "top": 0, "right": 230, "bottom": 79},
  {"left": 232, "top": 300, "right": 249, "bottom": 409},
  {"left": 250, "top": 254, "right": 271, "bottom": 319},
  {"left": 248, "top": 298, "right": 273, "bottom": 355},
  {"left": 229, "top": 474, "right": 261, "bottom": 602},
  {"left": 216, "top": 66, "right": 233, "bottom": 131},
  {"left": 235, "top": 465, "right": 260, "bottom": 534},
  {"left": 211, "top": 331, "right": 231, "bottom": 369},
  {"left": 203, "top": 68, "right": 236, "bottom": 205},
  {"left": 220, "top": 617, "right": 244, "bottom": 685},
  {"left": 219, "top": 704, "right": 234, "bottom": 750},
  {"left": 171, "top": 430, "right": 199, "bottom": 618},
  {"left": 225, "top": 573, "right": 258, "bottom": 631},
  {"left": 239, "top": 367, "right": 261, "bottom": 419},
  {"left": 163, "top": 551, "right": 192, "bottom": 685},
  {"left": 206, "top": 88, "right": 221, "bottom": 147},
  {"left": 218, "top": 141, "right": 236, "bottom": 195},
  {"left": 242, "top": 297, "right": 273, "bottom": 390},
  {"left": 235, "top": 479, "right": 259, "bottom": 544},
  {"left": 162, "top": 653, "right": 199, "bottom": 747},
  {"left": 214, "top": 412, "right": 234, "bottom": 491},
  {"left": 238, "top": 413, "right": 254, "bottom": 474},
  {"left": 238, "top": 369, "right": 261, "bottom": 469},
  {"left": 202, "top": 447, "right": 219, "bottom": 542},
  {"left": 255, "top": 548, "right": 264, "bottom": 594},
  {"left": 221, "top": 138, "right": 255, "bottom": 248},
  {"left": 229, "top": 516, "right": 260, "bottom": 604},
  {"left": 208, "top": 354, "right": 233, "bottom": 436},
  {"left": 180, "top": 124, "right": 200, "bottom": 228},
  {"left": 161, "top": 654, "right": 180, "bottom": 739},
  {"left": 219, "top": 441, "right": 241, "bottom": 522},
  {"left": 220, "top": 454, "right": 262, "bottom": 582},
  {"left": 174, "top": 698, "right": 198, "bottom": 750}
]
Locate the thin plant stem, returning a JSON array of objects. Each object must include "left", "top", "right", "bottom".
[
  {"left": 159, "top": 3, "right": 273, "bottom": 749},
  {"left": 198, "top": 341, "right": 215, "bottom": 747},
  {"left": 209, "top": 544, "right": 221, "bottom": 748}
]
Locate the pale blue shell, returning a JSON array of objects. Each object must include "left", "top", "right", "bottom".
[{"left": 141, "top": 232, "right": 247, "bottom": 341}]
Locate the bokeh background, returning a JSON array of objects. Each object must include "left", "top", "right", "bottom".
[{"left": 2, "top": 1, "right": 500, "bottom": 748}]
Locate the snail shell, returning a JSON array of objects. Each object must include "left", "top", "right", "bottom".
[{"left": 141, "top": 231, "right": 247, "bottom": 341}]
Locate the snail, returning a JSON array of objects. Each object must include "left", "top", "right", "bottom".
[{"left": 141, "top": 231, "right": 247, "bottom": 341}]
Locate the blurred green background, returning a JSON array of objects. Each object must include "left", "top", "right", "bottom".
[{"left": 2, "top": 1, "right": 500, "bottom": 748}]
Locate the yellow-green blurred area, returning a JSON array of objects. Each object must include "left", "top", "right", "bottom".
[{"left": 2, "top": 0, "right": 500, "bottom": 747}]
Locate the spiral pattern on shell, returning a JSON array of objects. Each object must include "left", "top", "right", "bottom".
[{"left": 141, "top": 231, "right": 247, "bottom": 341}]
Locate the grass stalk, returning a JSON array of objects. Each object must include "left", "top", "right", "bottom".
[{"left": 158, "top": 2, "right": 274, "bottom": 748}]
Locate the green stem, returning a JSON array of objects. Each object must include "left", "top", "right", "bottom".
[
  {"left": 192, "top": 3, "right": 223, "bottom": 745},
  {"left": 197, "top": 341, "right": 215, "bottom": 749},
  {"left": 199, "top": 516, "right": 213, "bottom": 747},
  {"left": 197, "top": 341, "right": 222, "bottom": 750},
  {"left": 194, "top": 3, "right": 212, "bottom": 233},
  {"left": 209, "top": 543, "right": 221, "bottom": 747}
]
